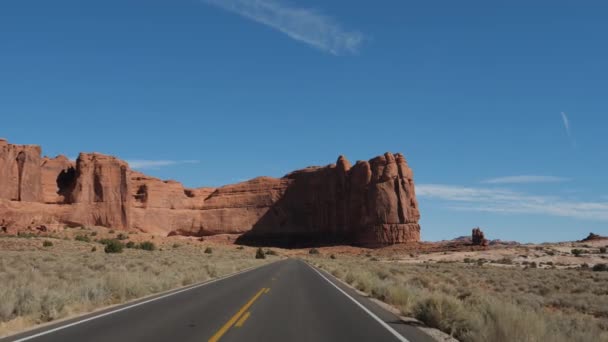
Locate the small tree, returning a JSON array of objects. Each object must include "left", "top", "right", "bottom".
[{"left": 255, "top": 247, "right": 266, "bottom": 259}]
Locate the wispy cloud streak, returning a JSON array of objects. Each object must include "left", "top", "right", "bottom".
[
  {"left": 481, "top": 175, "right": 569, "bottom": 184},
  {"left": 127, "top": 160, "right": 199, "bottom": 170},
  {"left": 561, "top": 112, "right": 575, "bottom": 146},
  {"left": 417, "top": 184, "right": 608, "bottom": 222},
  {"left": 203, "top": 0, "right": 364, "bottom": 55}
]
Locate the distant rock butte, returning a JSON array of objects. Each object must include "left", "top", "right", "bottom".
[
  {"left": 581, "top": 232, "right": 608, "bottom": 242},
  {"left": 472, "top": 227, "right": 489, "bottom": 246},
  {"left": 0, "top": 140, "right": 421, "bottom": 246}
]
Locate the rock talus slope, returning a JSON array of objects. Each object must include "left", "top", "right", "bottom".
[{"left": 0, "top": 140, "right": 421, "bottom": 246}]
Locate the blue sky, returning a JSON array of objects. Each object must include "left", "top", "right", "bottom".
[{"left": 2, "top": 0, "right": 607, "bottom": 242}]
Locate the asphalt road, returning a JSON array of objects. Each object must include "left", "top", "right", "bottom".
[{"left": 2, "top": 259, "right": 435, "bottom": 342}]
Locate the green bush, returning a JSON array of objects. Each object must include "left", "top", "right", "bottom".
[
  {"left": 116, "top": 233, "right": 128, "bottom": 240},
  {"left": 104, "top": 240, "right": 124, "bottom": 253},
  {"left": 204, "top": 247, "right": 213, "bottom": 254},
  {"left": 74, "top": 235, "right": 90, "bottom": 243},
  {"left": 571, "top": 249, "right": 584, "bottom": 257},
  {"left": 139, "top": 241, "right": 156, "bottom": 251},
  {"left": 309, "top": 248, "right": 320, "bottom": 255},
  {"left": 125, "top": 241, "right": 136, "bottom": 249},
  {"left": 42, "top": 240, "right": 53, "bottom": 247},
  {"left": 592, "top": 263, "right": 608, "bottom": 272},
  {"left": 255, "top": 248, "right": 266, "bottom": 259}
]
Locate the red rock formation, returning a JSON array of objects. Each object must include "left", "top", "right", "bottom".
[
  {"left": 68, "top": 153, "right": 131, "bottom": 229},
  {"left": 581, "top": 232, "right": 608, "bottom": 242},
  {"left": 0, "top": 139, "right": 42, "bottom": 202},
  {"left": 238, "top": 152, "right": 420, "bottom": 246},
  {"left": 0, "top": 140, "right": 422, "bottom": 246},
  {"left": 472, "top": 227, "right": 489, "bottom": 246}
]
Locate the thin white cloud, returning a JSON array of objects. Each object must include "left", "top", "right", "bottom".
[
  {"left": 481, "top": 175, "right": 569, "bottom": 184},
  {"left": 127, "top": 160, "right": 199, "bottom": 170},
  {"left": 417, "top": 184, "right": 608, "bottom": 222},
  {"left": 203, "top": 0, "right": 364, "bottom": 55},
  {"left": 561, "top": 112, "right": 575, "bottom": 146}
]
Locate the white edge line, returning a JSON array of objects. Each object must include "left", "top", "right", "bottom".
[
  {"left": 306, "top": 263, "right": 410, "bottom": 342},
  {"left": 10, "top": 262, "right": 274, "bottom": 342}
]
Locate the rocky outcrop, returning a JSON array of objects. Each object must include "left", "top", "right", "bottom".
[
  {"left": 472, "top": 227, "right": 489, "bottom": 246},
  {"left": 0, "top": 140, "right": 422, "bottom": 246},
  {"left": 581, "top": 232, "right": 608, "bottom": 242},
  {"left": 68, "top": 153, "right": 131, "bottom": 229}
]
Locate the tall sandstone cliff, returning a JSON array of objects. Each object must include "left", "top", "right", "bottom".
[{"left": 0, "top": 140, "right": 420, "bottom": 246}]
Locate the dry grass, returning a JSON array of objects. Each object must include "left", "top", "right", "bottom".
[
  {"left": 0, "top": 235, "right": 273, "bottom": 337},
  {"left": 309, "top": 255, "right": 608, "bottom": 342}
]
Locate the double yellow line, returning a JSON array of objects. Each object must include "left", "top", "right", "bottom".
[{"left": 208, "top": 287, "right": 270, "bottom": 342}]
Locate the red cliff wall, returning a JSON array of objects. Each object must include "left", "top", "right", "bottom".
[{"left": 0, "top": 140, "right": 421, "bottom": 246}]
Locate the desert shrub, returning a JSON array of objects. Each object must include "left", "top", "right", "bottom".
[
  {"left": 309, "top": 248, "right": 320, "bottom": 255},
  {"left": 74, "top": 235, "right": 90, "bottom": 243},
  {"left": 42, "top": 240, "right": 53, "bottom": 247},
  {"left": 125, "top": 241, "right": 135, "bottom": 248},
  {"left": 330, "top": 254, "right": 337, "bottom": 259},
  {"left": 90, "top": 231, "right": 97, "bottom": 236},
  {"left": 204, "top": 247, "right": 213, "bottom": 254},
  {"left": 571, "top": 249, "right": 584, "bottom": 257},
  {"left": 600, "top": 247, "right": 607, "bottom": 254},
  {"left": 172, "top": 243, "right": 180, "bottom": 249},
  {"left": 264, "top": 249, "right": 278, "bottom": 256},
  {"left": 108, "top": 230, "right": 115, "bottom": 234},
  {"left": 236, "top": 246, "right": 244, "bottom": 250},
  {"left": 139, "top": 241, "right": 156, "bottom": 251},
  {"left": 495, "top": 257, "right": 513, "bottom": 265},
  {"left": 91, "top": 246, "right": 97, "bottom": 252},
  {"left": 592, "top": 263, "right": 608, "bottom": 272},
  {"left": 413, "top": 294, "right": 472, "bottom": 338},
  {"left": 104, "top": 240, "right": 124, "bottom": 254},
  {"left": 116, "top": 233, "right": 128, "bottom": 240},
  {"left": 255, "top": 248, "right": 266, "bottom": 259}
]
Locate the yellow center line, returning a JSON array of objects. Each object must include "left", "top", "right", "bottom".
[
  {"left": 234, "top": 312, "right": 251, "bottom": 328},
  {"left": 264, "top": 288, "right": 270, "bottom": 294},
  {"left": 208, "top": 288, "right": 268, "bottom": 342}
]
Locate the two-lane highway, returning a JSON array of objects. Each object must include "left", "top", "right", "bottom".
[{"left": 2, "top": 259, "right": 434, "bottom": 342}]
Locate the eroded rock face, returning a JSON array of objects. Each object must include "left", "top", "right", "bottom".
[
  {"left": 239, "top": 152, "right": 421, "bottom": 246},
  {"left": 69, "top": 153, "right": 131, "bottom": 229},
  {"left": 0, "top": 140, "right": 421, "bottom": 246},
  {"left": 0, "top": 139, "right": 42, "bottom": 202},
  {"left": 41, "top": 156, "right": 75, "bottom": 204}
]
